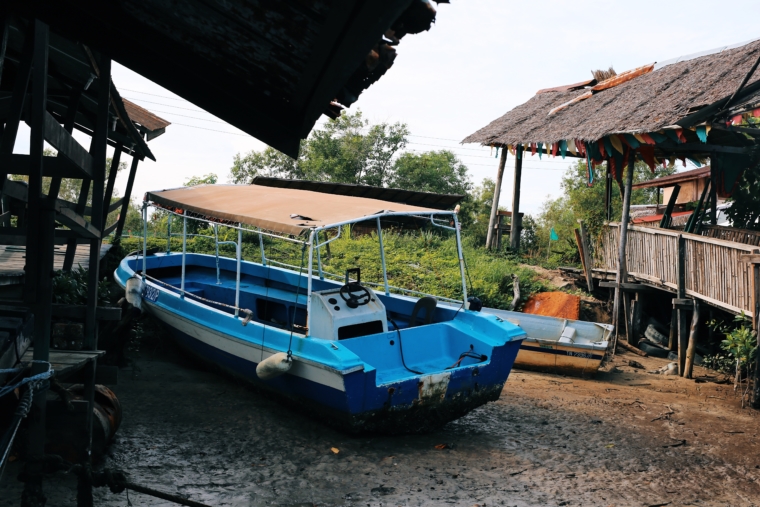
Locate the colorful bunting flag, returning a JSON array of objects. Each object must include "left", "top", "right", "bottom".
[
  {"left": 696, "top": 125, "right": 708, "bottom": 143},
  {"left": 609, "top": 135, "right": 624, "bottom": 154}
]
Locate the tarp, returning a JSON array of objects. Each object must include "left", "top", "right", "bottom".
[{"left": 146, "top": 185, "right": 442, "bottom": 236}]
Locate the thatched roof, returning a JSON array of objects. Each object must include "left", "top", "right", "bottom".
[{"left": 463, "top": 38, "right": 760, "bottom": 147}]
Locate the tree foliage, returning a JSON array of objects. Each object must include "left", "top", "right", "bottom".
[
  {"left": 184, "top": 173, "right": 218, "bottom": 186},
  {"left": 390, "top": 150, "right": 471, "bottom": 195},
  {"left": 532, "top": 159, "right": 675, "bottom": 264}
]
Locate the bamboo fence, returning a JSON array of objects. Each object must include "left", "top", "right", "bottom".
[{"left": 594, "top": 223, "right": 759, "bottom": 317}]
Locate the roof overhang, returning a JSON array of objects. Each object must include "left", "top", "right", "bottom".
[{"left": 7, "top": 0, "right": 440, "bottom": 158}]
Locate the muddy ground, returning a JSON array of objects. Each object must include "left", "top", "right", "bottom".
[{"left": 2, "top": 341, "right": 759, "bottom": 507}]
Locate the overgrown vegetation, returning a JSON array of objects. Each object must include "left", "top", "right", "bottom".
[
  {"left": 51, "top": 267, "right": 111, "bottom": 306},
  {"left": 528, "top": 159, "right": 675, "bottom": 267},
  {"left": 707, "top": 313, "right": 758, "bottom": 406}
]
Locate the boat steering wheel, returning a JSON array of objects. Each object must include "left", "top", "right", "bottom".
[{"left": 340, "top": 282, "right": 371, "bottom": 309}]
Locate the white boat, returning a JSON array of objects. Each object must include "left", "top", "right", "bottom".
[{"left": 482, "top": 308, "right": 613, "bottom": 376}]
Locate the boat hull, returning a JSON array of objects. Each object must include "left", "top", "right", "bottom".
[{"left": 116, "top": 254, "right": 524, "bottom": 433}]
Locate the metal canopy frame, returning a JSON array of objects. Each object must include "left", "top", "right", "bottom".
[{"left": 142, "top": 199, "right": 469, "bottom": 337}]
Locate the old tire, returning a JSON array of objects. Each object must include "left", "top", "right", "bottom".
[
  {"left": 638, "top": 340, "right": 670, "bottom": 358},
  {"left": 644, "top": 324, "right": 669, "bottom": 347}
]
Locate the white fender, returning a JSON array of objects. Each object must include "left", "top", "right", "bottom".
[
  {"left": 125, "top": 275, "right": 144, "bottom": 310},
  {"left": 256, "top": 352, "right": 292, "bottom": 380}
]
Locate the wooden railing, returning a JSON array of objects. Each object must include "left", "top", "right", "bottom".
[
  {"left": 701, "top": 225, "right": 760, "bottom": 246},
  {"left": 594, "top": 223, "right": 759, "bottom": 317}
]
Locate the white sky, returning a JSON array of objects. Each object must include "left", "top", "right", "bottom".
[{"left": 12, "top": 0, "right": 760, "bottom": 216}]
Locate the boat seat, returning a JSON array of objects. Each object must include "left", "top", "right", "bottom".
[{"left": 409, "top": 297, "right": 437, "bottom": 327}]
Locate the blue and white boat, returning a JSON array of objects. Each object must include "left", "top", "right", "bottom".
[{"left": 115, "top": 184, "right": 525, "bottom": 433}]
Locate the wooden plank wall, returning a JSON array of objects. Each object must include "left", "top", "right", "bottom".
[{"left": 593, "top": 223, "right": 758, "bottom": 317}]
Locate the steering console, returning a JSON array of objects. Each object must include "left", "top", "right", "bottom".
[{"left": 340, "top": 268, "right": 371, "bottom": 309}]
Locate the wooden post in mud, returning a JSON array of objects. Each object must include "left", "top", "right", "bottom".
[
  {"left": 676, "top": 235, "right": 689, "bottom": 376},
  {"left": 510, "top": 145, "right": 523, "bottom": 251},
  {"left": 612, "top": 150, "right": 635, "bottom": 344},
  {"left": 486, "top": 147, "right": 508, "bottom": 250},
  {"left": 684, "top": 301, "right": 700, "bottom": 379},
  {"left": 751, "top": 262, "right": 760, "bottom": 408}
]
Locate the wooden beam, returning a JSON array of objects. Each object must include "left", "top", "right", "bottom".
[
  {"left": 102, "top": 144, "right": 122, "bottom": 224},
  {"left": 114, "top": 156, "right": 139, "bottom": 241},
  {"left": 656, "top": 143, "right": 749, "bottom": 155},
  {"left": 684, "top": 301, "right": 700, "bottom": 379},
  {"left": 612, "top": 150, "right": 635, "bottom": 349},
  {"left": 740, "top": 253, "right": 760, "bottom": 264},
  {"left": 40, "top": 110, "right": 93, "bottom": 177},
  {"left": 486, "top": 148, "right": 507, "bottom": 250},
  {"left": 24, "top": 20, "right": 54, "bottom": 495},
  {"left": 0, "top": 10, "right": 8, "bottom": 90},
  {"left": 659, "top": 184, "right": 680, "bottom": 228},
  {"left": 0, "top": 24, "right": 34, "bottom": 191},
  {"left": 6, "top": 153, "right": 94, "bottom": 179},
  {"left": 752, "top": 264, "right": 760, "bottom": 408},
  {"left": 85, "top": 50, "right": 110, "bottom": 353},
  {"left": 599, "top": 281, "right": 655, "bottom": 291},
  {"left": 578, "top": 220, "right": 594, "bottom": 291},
  {"left": 48, "top": 86, "right": 85, "bottom": 201},
  {"left": 56, "top": 207, "right": 100, "bottom": 239},
  {"left": 510, "top": 145, "right": 523, "bottom": 251}
]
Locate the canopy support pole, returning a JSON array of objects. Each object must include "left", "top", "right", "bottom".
[
  {"left": 486, "top": 148, "right": 507, "bottom": 249},
  {"left": 377, "top": 217, "right": 389, "bottom": 296},
  {"left": 258, "top": 229, "right": 266, "bottom": 266},
  {"left": 166, "top": 214, "right": 171, "bottom": 254},
  {"left": 613, "top": 150, "right": 635, "bottom": 350},
  {"left": 510, "top": 145, "right": 523, "bottom": 251},
  {"left": 316, "top": 231, "right": 324, "bottom": 280},
  {"left": 306, "top": 231, "right": 315, "bottom": 336},
  {"left": 181, "top": 210, "right": 187, "bottom": 299},
  {"left": 454, "top": 213, "right": 468, "bottom": 305},
  {"left": 214, "top": 223, "right": 221, "bottom": 285},
  {"left": 142, "top": 201, "right": 147, "bottom": 277},
  {"left": 235, "top": 225, "right": 241, "bottom": 317}
]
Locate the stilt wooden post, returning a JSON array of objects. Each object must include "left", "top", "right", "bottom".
[
  {"left": 751, "top": 262, "right": 760, "bottom": 408},
  {"left": 605, "top": 161, "right": 612, "bottom": 221},
  {"left": 676, "top": 235, "right": 688, "bottom": 376},
  {"left": 486, "top": 147, "right": 507, "bottom": 250},
  {"left": 510, "top": 145, "right": 523, "bottom": 251},
  {"left": 613, "top": 150, "right": 635, "bottom": 344},
  {"left": 23, "top": 20, "right": 53, "bottom": 506},
  {"left": 578, "top": 220, "right": 594, "bottom": 291},
  {"left": 684, "top": 301, "right": 700, "bottom": 379},
  {"left": 710, "top": 165, "right": 718, "bottom": 226}
]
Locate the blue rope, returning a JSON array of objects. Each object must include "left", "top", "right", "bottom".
[{"left": 0, "top": 361, "right": 54, "bottom": 399}]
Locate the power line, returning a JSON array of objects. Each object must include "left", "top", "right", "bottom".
[
  {"left": 170, "top": 122, "right": 249, "bottom": 137},
  {"left": 124, "top": 96, "right": 209, "bottom": 113},
  {"left": 121, "top": 88, "right": 191, "bottom": 102}
]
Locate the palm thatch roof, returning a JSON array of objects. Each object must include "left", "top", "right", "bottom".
[{"left": 463, "top": 38, "right": 760, "bottom": 148}]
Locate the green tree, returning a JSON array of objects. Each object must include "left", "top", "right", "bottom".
[
  {"left": 533, "top": 159, "right": 675, "bottom": 264},
  {"left": 229, "top": 146, "right": 301, "bottom": 184},
  {"left": 390, "top": 150, "right": 471, "bottom": 195},
  {"left": 229, "top": 110, "right": 408, "bottom": 186},
  {"left": 725, "top": 164, "right": 760, "bottom": 230},
  {"left": 184, "top": 173, "right": 218, "bottom": 186}
]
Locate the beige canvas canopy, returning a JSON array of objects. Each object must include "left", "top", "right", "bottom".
[{"left": 146, "top": 185, "right": 444, "bottom": 236}]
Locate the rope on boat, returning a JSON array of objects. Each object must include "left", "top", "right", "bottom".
[
  {"left": 286, "top": 243, "right": 308, "bottom": 361},
  {"left": 142, "top": 273, "right": 253, "bottom": 325}
]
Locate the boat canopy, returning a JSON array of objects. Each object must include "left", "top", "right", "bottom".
[{"left": 146, "top": 185, "right": 443, "bottom": 236}]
